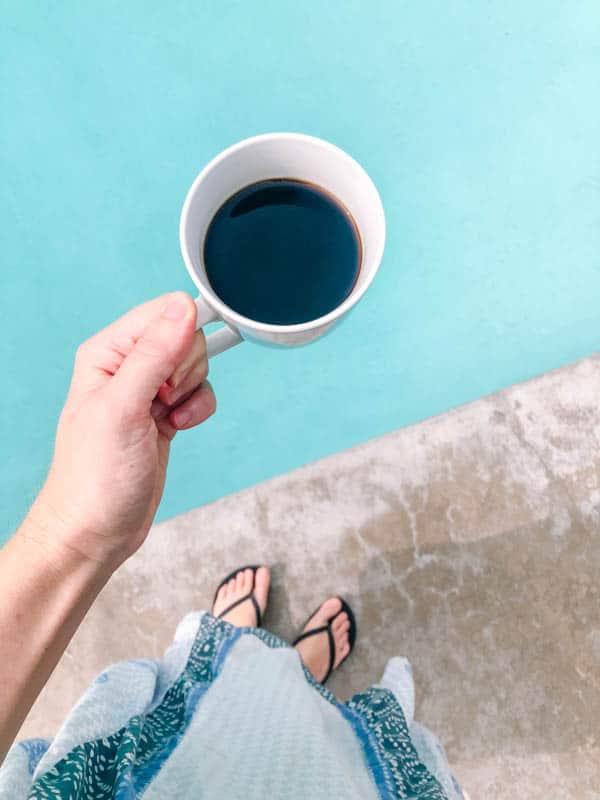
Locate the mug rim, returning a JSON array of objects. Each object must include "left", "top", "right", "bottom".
[{"left": 179, "top": 132, "right": 386, "bottom": 335}]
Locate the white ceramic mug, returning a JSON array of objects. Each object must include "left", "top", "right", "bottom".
[{"left": 179, "top": 132, "right": 386, "bottom": 356}]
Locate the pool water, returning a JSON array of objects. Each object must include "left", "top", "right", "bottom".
[{"left": 2, "top": 2, "right": 599, "bottom": 542}]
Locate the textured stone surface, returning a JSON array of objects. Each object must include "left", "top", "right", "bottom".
[{"left": 19, "top": 356, "right": 600, "bottom": 798}]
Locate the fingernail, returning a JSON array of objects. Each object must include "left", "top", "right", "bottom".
[
  {"left": 174, "top": 408, "right": 191, "bottom": 428},
  {"left": 161, "top": 297, "right": 187, "bottom": 320}
]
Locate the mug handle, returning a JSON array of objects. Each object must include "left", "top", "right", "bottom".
[{"left": 194, "top": 295, "right": 244, "bottom": 358}]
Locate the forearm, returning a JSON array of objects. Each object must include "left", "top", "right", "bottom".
[
  {"left": 0, "top": 500, "right": 112, "bottom": 761},
  {"left": 0, "top": 293, "right": 209, "bottom": 762}
]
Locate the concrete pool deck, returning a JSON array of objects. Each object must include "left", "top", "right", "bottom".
[{"left": 20, "top": 354, "right": 600, "bottom": 798}]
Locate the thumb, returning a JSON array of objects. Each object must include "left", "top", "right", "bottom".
[{"left": 109, "top": 292, "right": 197, "bottom": 416}]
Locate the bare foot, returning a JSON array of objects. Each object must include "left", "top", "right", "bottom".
[
  {"left": 212, "top": 566, "right": 270, "bottom": 627},
  {"left": 294, "top": 597, "right": 351, "bottom": 683}
]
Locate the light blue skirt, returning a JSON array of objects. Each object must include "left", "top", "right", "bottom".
[{"left": 0, "top": 613, "right": 463, "bottom": 799}]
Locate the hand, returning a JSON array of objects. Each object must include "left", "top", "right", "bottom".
[{"left": 27, "top": 292, "right": 216, "bottom": 570}]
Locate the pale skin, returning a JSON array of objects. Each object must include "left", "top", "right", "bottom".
[{"left": 0, "top": 292, "right": 349, "bottom": 763}]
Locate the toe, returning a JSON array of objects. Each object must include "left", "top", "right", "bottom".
[
  {"left": 334, "top": 629, "right": 350, "bottom": 667},
  {"left": 212, "top": 582, "right": 228, "bottom": 615},
  {"left": 242, "top": 568, "right": 253, "bottom": 593},
  {"left": 335, "top": 625, "right": 349, "bottom": 647},
  {"left": 309, "top": 597, "right": 342, "bottom": 629},
  {"left": 235, "top": 570, "right": 245, "bottom": 594},
  {"left": 332, "top": 612, "right": 349, "bottom": 632},
  {"left": 227, "top": 578, "right": 236, "bottom": 596},
  {"left": 217, "top": 584, "right": 228, "bottom": 603},
  {"left": 254, "top": 566, "right": 271, "bottom": 613}
]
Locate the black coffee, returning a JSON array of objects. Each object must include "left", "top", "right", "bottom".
[{"left": 203, "top": 179, "right": 361, "bottom": 325}]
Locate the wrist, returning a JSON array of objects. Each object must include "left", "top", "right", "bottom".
[{"left": 22, "top": 490, "right": 122, "bottom": 579}]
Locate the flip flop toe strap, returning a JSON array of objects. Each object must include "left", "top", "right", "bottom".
[
  {"left": 293, "top": 623, "right": 336, "bottom": 684},
  {"left": 217, "top": 592, "right": 262, "bottom": 627}
]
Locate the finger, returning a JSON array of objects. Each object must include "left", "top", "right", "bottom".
[
  {"left": 151, "top": 386, "right": 201, "bottom": 420},
  {"left": 108, "top": 293, "right": 197, "bottom": 418},
  {"left": 152, "top": 385, "right": 197, "bottom": 421},
  {"left": 150, "top": 399, "right": 178, "bottom": 441},
  {"left": 72, "top": 293, "right": 196, "bottom": 394},
  {"left": 157, "top": 330, "right": 208, "bottom": 406},
  {"left": 150, "top": 397, "right": 170, "bottom": 421},
  {"left": 168, "top": 381, "right": 216, "bottom": 430},
  {"left": 75, "top": 295, "right": 171, "bottom": 377},
  {"left": 155, "top": 415, "right": 178, "bottom": 442},
  {"left": 89, "top": 295, "right": 172, "bottom": 353}
]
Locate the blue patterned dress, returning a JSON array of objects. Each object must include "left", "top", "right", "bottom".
[{"left": 0, "top": 613, "right": 463, "bottom": 799}]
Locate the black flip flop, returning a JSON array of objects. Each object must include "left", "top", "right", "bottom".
[
  {"left": 292, "top": 597, "right": 357, "bottom": 684},
  {"left": 213, "top": 565, "right": 267, "bottom": 627}
]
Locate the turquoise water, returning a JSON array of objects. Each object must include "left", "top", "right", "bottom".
[{"left": 2, "top": 2, "right": 600, "bottom": 541}]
